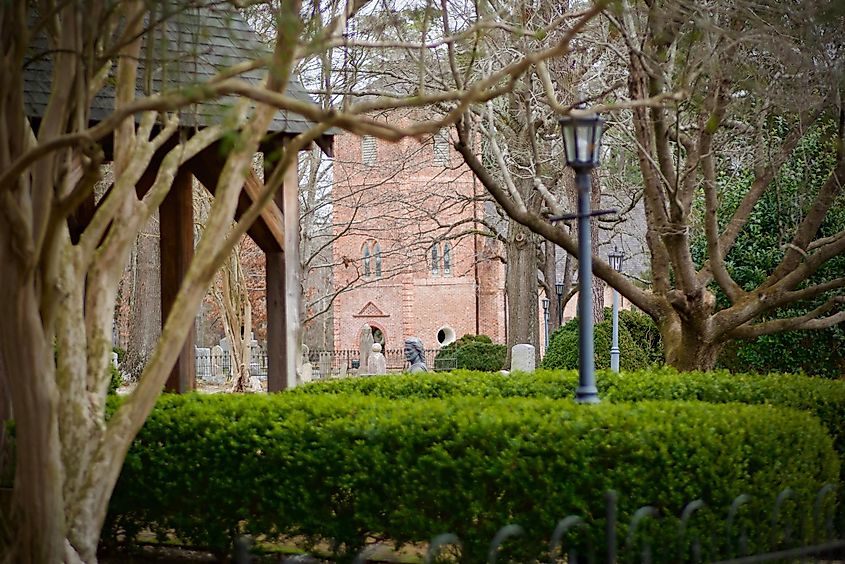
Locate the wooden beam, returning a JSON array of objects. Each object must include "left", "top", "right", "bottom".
[
  {"left": 187, "top": 146, "right": 285, "bottom": 253},
  {"left": 160, "top": 167, "right": 196, "bottom": 393}
]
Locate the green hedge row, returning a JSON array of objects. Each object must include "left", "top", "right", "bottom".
[
  {"left": 104, "top": 393, "right": 839, "bottom": 562},
  {"left": 297, "top": 368, "right": 845, "bottom": 458}
]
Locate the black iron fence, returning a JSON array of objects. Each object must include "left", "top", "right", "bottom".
[
  {"left": 231, "top": 485, "right": 844, "bottom": 563},
  {"left": 194, "top": 348, "right": 455, "bottom": 381}
]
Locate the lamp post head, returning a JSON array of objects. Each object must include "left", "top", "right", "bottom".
[
  {"left": 555, "top": 282, "right": 564, "bottom": 298},
  {"left": 608, "top": 245, "right": 625, "bottom": 273},
  {"left": 559, "top": 111, "right": 605, "bottom": 171},
  {"left": 541, "top": 297, "right": 550, "bottom": 311}
]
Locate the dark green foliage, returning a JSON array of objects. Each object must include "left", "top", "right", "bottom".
[
  {"left": 104, "top": 392, "right": 838, "bottom": 562},
  {"left": 300, "top": 368, "right": 845, "bottom": 464},
  {"left": 618, "top": 309, "right": 664, "bottom": 365},
  {"left": 104, "top": 347, "right": 125, "bottom": 396},
  {"left": 540, "top": 308, "right": 661, "bottom": 371},
  {"left": 108, "top": 363, "right": 122, "bottom": 396},
  {"left": 113, "top": 346, "right": 127, "bottom": 365},
  {"left": 691, "top": 118, "right": 845, "bottom": 377},
  {"left": 435, "top": 334, "right": 507, "bottom": 372}
]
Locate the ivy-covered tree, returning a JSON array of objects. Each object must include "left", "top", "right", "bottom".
[{"left": 693, "top": 119, "right": 845, "bottom": 377}]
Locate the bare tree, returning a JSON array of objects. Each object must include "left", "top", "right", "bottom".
[
  {"left": 458, "top": 0, "right": 845, "bottom": 370},
  {"left": 1, "top": 0, "right": 609, "bottom": 559}
]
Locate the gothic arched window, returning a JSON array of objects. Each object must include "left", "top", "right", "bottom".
[
  {"left": 430, "top": 243, "right": 440, "bottom": 275},
  {"left": 443, "top": 242, "right": 452, "bottom": 275},
  {"left": 374, "top": 242, "right": 382, "bottom": 277}
]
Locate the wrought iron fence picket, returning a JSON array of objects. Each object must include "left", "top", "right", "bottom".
[{"left": 230, "top": 484, "right": 845, "bottom": 563}]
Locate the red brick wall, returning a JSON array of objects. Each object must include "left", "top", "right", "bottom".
[{"left": 331, "top": 113, "right": 506, "bottom": 351}]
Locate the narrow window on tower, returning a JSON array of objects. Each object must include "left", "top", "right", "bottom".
[
  {"left": 443, "top": 242, "right": 452, "bottom": 275},
  {"left": 362, "top": 243, "right": 371, "bottom": 276},
  {"left": 374, "top": 242, "right": 382, "bottom": 277},
  {"left": 362, "top": 135, "right": 377, "bottom": 165},
  {"left": 430, "top": 243, "right": 440, "bottom": 275},
  {"left": 433, "top": 129, "right": 450, "bottom": 166}
]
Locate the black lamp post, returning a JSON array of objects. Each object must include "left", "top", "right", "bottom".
[
  {"left": 555, "top": 282, "right": 564, "bottom": 326},
  {"left": 559, "top": 110, "right": 605, "bottom": 404},
  {"left": 608, "top": 245, "right": 625, "bottom": 373}
]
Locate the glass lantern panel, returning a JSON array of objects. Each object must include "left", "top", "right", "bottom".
[
  {"left": 591, "top": 119, "right": 605, "bottom": 164},
  {"left": 562, "top": 125, "right": 577, "bottom": 164},
  {"left": 575, "top": 123, "right": 593, "bottom": 161}
]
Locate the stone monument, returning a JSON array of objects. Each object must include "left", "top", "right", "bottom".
[
  {"left": 367, "top": 343, "right": 387, "bottom": 375},
  {"left": 359, "top": 324, "right": 374, "bottom": 374}
]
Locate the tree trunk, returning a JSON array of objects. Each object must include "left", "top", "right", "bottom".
[
  {"left": 542, "top": 240, "right": 560, "bottom": 332},
  {"left": 590, "top": 170, "right": 605, "bottom": 324},
  {"left": 124, "top": 216, "right": 161, "bottom": 381},
  {"left": 0, "top": 247, "right": 67, "bottom": 563},
  {"left": 659, "top": 312, "right": 723, "bottom": 372},
  {"left": 506, "top": 219, "right": 539, "bottom": 362}
]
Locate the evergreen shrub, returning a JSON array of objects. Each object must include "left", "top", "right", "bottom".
[
  {"left": 104, "top": 393, "right": 838, "bottom": 562},
  {"left": 541, "top": 309, "right": 662, "bottom": 371},
  {"left": 434, "top": 334, "right": 507, "bottom": 372}
]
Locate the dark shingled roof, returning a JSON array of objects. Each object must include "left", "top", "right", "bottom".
[{"left": 23, "top": 2, "right": 328, "bottom": 135}]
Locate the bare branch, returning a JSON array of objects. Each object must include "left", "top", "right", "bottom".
[{"left": 731, "top": 296, "right": 845, "bottom": 339}]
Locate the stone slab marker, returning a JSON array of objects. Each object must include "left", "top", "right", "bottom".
[{"left": 511, "top": 344, "right": 535, "bottom": 373}]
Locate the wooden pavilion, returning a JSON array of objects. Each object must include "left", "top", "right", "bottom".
[{"left": 22, "top": 3, "right": 333, "bottom": 393}]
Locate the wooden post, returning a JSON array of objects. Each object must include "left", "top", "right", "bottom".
[
  {"left": 160, "top": 167, "right": 196, "bottom": 393},
  {"left": 282, "top": 155, "right": 301, "bottom": 389},
  {"left": 266, "top": 245, "right": 286, "bottom": 392},
  {"left": 266, "top": 148, "right": 301, "bottom": 391}
]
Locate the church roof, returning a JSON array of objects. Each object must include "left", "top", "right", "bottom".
[{"left": 23, "top": 3, "right": 331, "bottom": 136}]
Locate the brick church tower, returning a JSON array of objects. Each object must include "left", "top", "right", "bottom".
[{"left": 331, "top": 113, "right": 506, "bottom": 353}]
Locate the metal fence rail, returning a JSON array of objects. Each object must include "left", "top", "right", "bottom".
[
  {"left": 195, "top": 348, "right": 455, "bottom": 382},
  {"left": 231, "top": 485, "right": 844, "bottom": 563}
]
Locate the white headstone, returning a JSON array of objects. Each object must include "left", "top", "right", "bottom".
[
  {"left": 367, "top": 343, "right": 387, "bottom": 375},
  {"left": 211, "top": 345, "right": 225, "bottom": 381},
  {"left": 510, "top": 344, "right": 535, "bottom": 373}
]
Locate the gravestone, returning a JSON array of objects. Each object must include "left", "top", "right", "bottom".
[
  {"left": 249, "top": 375, "right": 264, "bottom": 392},
  {"left": 510, "top": 344, "right": 535, "bottom": 373},
  {"left": 299, "top": 345, "right": 313, "bottom": 383},
  {"left": 367, "top": 343, "right": 387, "bottom": 375},
  {"left": 210, "top": 344, "right": 225, "bottom": 382},
  {"left": 195, "top": 347, "right": 211, "bottom": 380},
  {"left": 359, "top": 325, "right": 374, "bottom": 374},
  {"left": 318, "top": 351, "right": 332, "bottom": 379}
]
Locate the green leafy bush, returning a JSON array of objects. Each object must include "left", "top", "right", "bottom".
[
  {"left": 104, "top": 393, "right": 838, "bottom": 562},
  {"left": 618, "top": 309, "right": 664, "bottom": 364},
  {"left": 299, "top": 368, "right": 845, "bottom": 466},
  {"left": 435, "top": 334, "right": 506, "bottom": 372},
  {"left": 540, "top": 311, "right": 656, "bottom": 371}
]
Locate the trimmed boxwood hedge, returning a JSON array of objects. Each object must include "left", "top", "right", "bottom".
[
  {"left": 104, "top": 393, "right": 839, "bottom": 562},
  {"left": 298, "top": 368, "right": 845, "bottom": 459}
]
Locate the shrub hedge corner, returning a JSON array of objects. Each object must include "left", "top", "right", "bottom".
[{"left": 105, "top": 392, "right": 839, "bottom": 562}]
